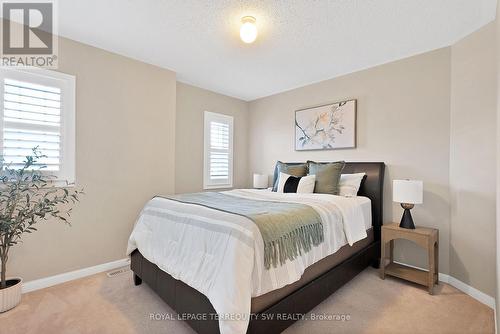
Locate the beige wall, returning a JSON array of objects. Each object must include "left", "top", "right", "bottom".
[
  {"left": 450, "top": 22, "right": 497, "bottom": 297},
  {"left": 8, "top": 37, "right": 177, "bottom": 282},
  {"left": 248, "top": 49, "right": 453, "bottom": 275},
  {"left": 7, "top": 41, "right": 250, "bottom": 283},
  {"left": 248, "top": 24, "right": 499, "bottom": 297},
  {"left": 175, "top": 82, "right": 249, "bottom": 194},
  {"left": 4, "top": 18, "right": 497, "bottom": 301},
  {"left": 497, "top": 2, "right": 500, "bottom": 327}
]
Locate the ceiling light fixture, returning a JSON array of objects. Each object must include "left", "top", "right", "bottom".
[{"left": 240, "top": 16, "right": 257, "bottom": 44}]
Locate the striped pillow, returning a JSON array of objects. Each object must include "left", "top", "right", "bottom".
[{"left": 276, "top": 172, "right": 316, "bottom": 193}]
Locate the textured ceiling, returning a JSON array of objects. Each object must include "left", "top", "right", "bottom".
[{"left": 55, "top": 0, "right": 496, "bottom": 101}]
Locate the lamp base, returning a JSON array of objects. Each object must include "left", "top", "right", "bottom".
[{"left": 399, "top": 205, "right": 416, "bottom": 229}]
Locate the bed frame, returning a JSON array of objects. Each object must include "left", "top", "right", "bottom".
[{"left": 131, "top": 162, "right": 385, "bottom": 334}]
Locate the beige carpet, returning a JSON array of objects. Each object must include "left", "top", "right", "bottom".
[{"left": 0, "top": 267, "right": 493, "bottom": 334}]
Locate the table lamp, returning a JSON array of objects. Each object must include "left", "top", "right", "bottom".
[
  {"left": 253, "top": 173, "right": 268, "bottom": 189},
  {"left": 393, "top": 179, "right": 423, "bottom": 229}
]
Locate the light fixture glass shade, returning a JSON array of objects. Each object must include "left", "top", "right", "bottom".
[
  {"left": 240, "top": 16, "right": 257, "bottom": 43},
  {"left": 393, "top": 180, "right": 423, "bottom": 204},
  {"left": 253, "top": 173, "right": 268, "bottom": 189}
]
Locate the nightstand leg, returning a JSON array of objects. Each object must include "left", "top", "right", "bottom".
[
  {"left": 380, "top": 240, "right": 386, "bottom": 279},
  {"left": 428, "top": 241, "right": 435, "bottom": 295},
  {"left": 434, "top": 241, "right": 439, "bottom": 284},
  {"left": 389, "top": 240, "right": 394, "bottom": 264}
]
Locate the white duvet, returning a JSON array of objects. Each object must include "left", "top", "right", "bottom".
[{"left": 127, "top": 189, "right": 371, "bottom": 334}]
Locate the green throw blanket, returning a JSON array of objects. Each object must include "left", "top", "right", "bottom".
[{"left": 163, "top": 192, "right": 324, "bottom": 269}]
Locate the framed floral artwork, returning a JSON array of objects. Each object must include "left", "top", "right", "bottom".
[{"left": 295, "top": 99, "right": 356, "bottom": 151}]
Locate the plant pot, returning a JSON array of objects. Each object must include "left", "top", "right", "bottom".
[{"left": 0, "top": 278, "right": 22, "bottom": 313}]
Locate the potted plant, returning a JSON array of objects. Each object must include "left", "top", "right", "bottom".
[{"left": 0, "top": 148, "right": 82, "bottom": 312}]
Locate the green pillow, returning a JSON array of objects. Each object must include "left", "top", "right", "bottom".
[
  {"left": 307, "top": 161, "right": 345, "bottom": 195},
  {"left": 272, "top": 161, "right": 308, "bottom": 192}
]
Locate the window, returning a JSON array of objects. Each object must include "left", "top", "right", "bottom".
[
  {"left": 0, "top": 68, "right": 76, "bottom": 184},
  {"left": 204, "top": 111, "right": 233, "bottom": 189}
]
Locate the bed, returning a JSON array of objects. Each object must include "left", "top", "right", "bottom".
[{"left": 128, "top": 162, "right": 385, "bottom": 334}]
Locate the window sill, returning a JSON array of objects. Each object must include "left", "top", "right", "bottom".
[
  {"left": 51, "top": 180, "right": 76, "bottom": 188},
  {"left": 0, "top": 180, "right": 75, "bottom": 189},
  {"left": 203, "top": 184, "right": 233, "bottom": 190}
]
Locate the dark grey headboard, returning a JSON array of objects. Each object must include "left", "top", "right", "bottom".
[{"left": 273, "top": 162, "right": 385, "bottom": 240}]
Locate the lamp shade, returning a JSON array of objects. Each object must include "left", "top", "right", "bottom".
[
  {"left": 393, "top": 180, "right": 423, "bottom": 204},
  {"left": 253, "top": 173, "right": 268, "bottom": 189}
]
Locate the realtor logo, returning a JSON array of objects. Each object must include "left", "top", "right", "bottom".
[{"left": 1, "top": 0, "right": 58, "bottom": 68}]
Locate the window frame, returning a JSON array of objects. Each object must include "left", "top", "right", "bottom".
[
  {"left": 0, "top": 67, "right": 76, "bottom": 185},
  {"left": 203, "top": 111, "right": 234, "bottom": 190}
]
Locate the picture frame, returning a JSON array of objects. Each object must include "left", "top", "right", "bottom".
[{"left": 295, "top": 99, "right": 356, "bottom": 151}]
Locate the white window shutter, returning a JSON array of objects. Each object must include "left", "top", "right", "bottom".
[
  {"left": 204, "top": 111, "right": 233, "bottom": 189},
  {"left": 0, "top": 68, "right": 75, "bottom": 184},
  {"left": 3, "top": 78, "right": 62, "bottom": 170}
]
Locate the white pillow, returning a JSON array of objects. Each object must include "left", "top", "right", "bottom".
[
  {"left": 339, "top": 173, "right": 366, "bottom": 197},
  {"left": 276, "top": 172, "right": 316, "bottom": 193}
]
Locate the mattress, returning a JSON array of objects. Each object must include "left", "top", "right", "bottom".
[{"left": 357, "top": 197, "right": 372, "bottom": 230}]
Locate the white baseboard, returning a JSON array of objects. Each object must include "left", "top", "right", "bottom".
[
  {"left": 22, "top": 258, "right": 130, "bottom": 293},
  {"left": 444, "top": 274, "right": 496, "bottom": 309},
  {"left": 21, "top": 257, "right": 496, "bottom": 311},
  {"left": 394, "top": 261, "right": 496, "bottom": 309}
]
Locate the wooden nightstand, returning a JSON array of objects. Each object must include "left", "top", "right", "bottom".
[{"left": 380, "top": 223, "right": 439, "bottom": 294}]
